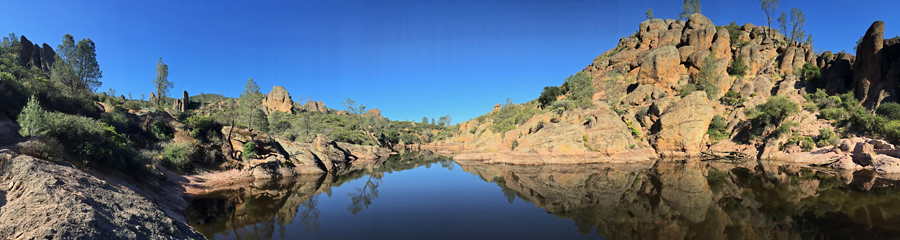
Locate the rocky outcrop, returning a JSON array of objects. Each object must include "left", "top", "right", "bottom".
[
  {"left": 41, "top": 43, "right": 55, "bottom": 72},
  {"left": 0, "top": 155, "right": 203, "bottom": 239},
  {"left": 637, "top": 46, "right": 682, "bottom": 89},
  {"left": 304, "top": 101, "right": 328, "bottom": 113},
  {"left": 854, "top": 21, "right": 889, "bottom": 107},
  {"left": 363, "top": 108, "right": 383, "bottom": 119},
  {"left": 29, "top": 44, "right": 41, "bottom": 70},
  {"left": 680, "top": 13, "right": 716, "bottom": 56},
  {"left": 265, "top": 86, "right": 293, "bottom": 114},
  {"left": 652, "top": 91, "right": 715, "bottom": 157},
  {"left": 18, "top": 36, "right": 32, "bottom": 67},
  {"left": 173, "top": 90, "right": 189, "bottom": 112}
]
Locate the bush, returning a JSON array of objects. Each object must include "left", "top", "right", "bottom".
[
  {"left": 17, "top": 95, "right": 47, "bottom": 138},
  {"left": 799, "top": 63, "right": 821, "bottom": 85},
  {"left": 747, "top": 96, "right": 800, "bottom": 128},
  {"left": 707, "top": 115, "right": 729, "bottom": 142},
  {"left": 538, "top": 86, "right": 564, "bottom": 107},
  {"left": 876, "top": 102, "right": 900, "bottom": 120},
  {"left": 816, "top": 128, "right": 838, "bottom": 147},
  {"left": 721, "top": 90, "right": 744, "bottom": 107},
  {"left": 625, "top": 120, "right": 642, "bottom": 140},
  {"left": 562, "top": 72, "right": 594, "bottom": 109},
  {"left": 242, "top": 141, "right": 257, "bottom": 160},
  {"left": 727, "top": 55, "right": 748, "bottom": 76},
  {"left": 151, "top": 121, "right": 173, "bottom": 140},
  {"left": 44, "top": 111, "right": 131, "bottom": 169},
  {"left": 161, "top": 143, "right": 194, "bottom": 173},
  {"left": 185, "top": 115, "right": 213, "bottom": 141}
]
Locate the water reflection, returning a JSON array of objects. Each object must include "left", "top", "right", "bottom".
[
  {"left": 188, "top": 153, "right": 900, "bottom": 239},
  {"left": 187, "top": 151, "right": 453, "bottom": 239},
  {"left": 457, "top": 159, "right": 900, "bottom": 239}
]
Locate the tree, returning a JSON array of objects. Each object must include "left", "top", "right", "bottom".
[
  {"left": 72, "top": 38, "right": 102, "bottom": 93},
  {"left": 778, "top": 7, "right": 807, "bottom": 43},
  {"left": 421, "top": 117, "right": 428, "bottom": 124},
  {"left": 239, "top": 78, "right": 263, "bottom": 131},
  {"left": 807, "top": 34, "right": 814, "bottom": 48},
  {"left": 679, "top": 0, "right": 701, "bottom": 21},
  {"left": 645, "top": 8, "right": 654, "bottom": 19},
  {"left": 18, "top": 95, "right": 47, "bottom": 138},
  {"left": 152, "top": 58, "right": 172, "bottom": 105},
  {"left": 50, "top": 55, "right": 78, "bottom": 96},
  {"left": 343, "top": 98, "right": 367, "bottom": 128},
  {"left": 438, "top": 115, "right": 452, "bottom": 127},
  {"left": 760, "top": 0, "right": 779, "bottom": 39},
  {"left": 53, "top": 34, "right": 102, "bottom": 96}
]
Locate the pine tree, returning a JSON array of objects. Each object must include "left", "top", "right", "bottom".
[
  {"left": 18, "top": 95, "right": 47, "bottom": 138},
  {"left": 153, "top": 58, "right": 172, "bottom": 105}
]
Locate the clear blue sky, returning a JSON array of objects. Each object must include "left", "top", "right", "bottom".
[{"left": 2, "top": 0, "right": 898, "bottom": 123}]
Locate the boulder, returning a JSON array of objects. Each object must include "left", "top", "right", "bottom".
[
  {"left": 181, "top": 90, "right": 189, "bottom": 111},
  {"left": 872, "top": 155, "right": 900, "bottom": 173},
  {"left": 710, "top": 27, "right": 732, "bottom": 61},
  {"left": 680, "top": 13, "right": 716, "bottom": 52},
  {"left": 621, "top": 84, "right": 665, "bottom": 106},
  {"left": 829, "top": 155, "right": 862, "bottom": 170},
  {"left": 852, "top": 142, "right": 876, "bottom": 166},
  {"left": 638, "top": 19, "right": 667, "bottom": 49},
  {"left": 637, "top": 46, "right": 681, "bottom": 89},
  {"left": 653, "top": 91, "right": 715, "bottom": 157},
  {"left": 265, "top": 86, "right": 293, "bottom": 114},
  {"left": 304, "top": 101, "right": 328, "bottom": 113},
  {"left": 364, "top": 108, "right": 383, "bottom": 119},
  {"left": 854, "top": 21, "right": 885, "bottom": 107}
]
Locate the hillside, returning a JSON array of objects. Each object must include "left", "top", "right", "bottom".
[{"left": 450, "top": 13, "right": 900, "bottom": 173}]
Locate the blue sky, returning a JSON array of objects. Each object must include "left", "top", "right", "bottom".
[{"left": 2, "top": 0, "right": 898, "bottom": 123}]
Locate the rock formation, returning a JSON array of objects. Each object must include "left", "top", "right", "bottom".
[
  {"left": 304, "top": 101, "right": 328, "bottom": 113},
  {"left": 854, "top": 21, "right": 886, "bottom": 106},
  {"left": 652, "top": 91, "right": 715, "bottom": 157},
  {"left": 41, "top": 43, "right": 55, "bottom": 72},
  {"left": 173, "top": 90, "right": 188, "bottom": 112},
  {"left": 364, "top": 108, "right": 383, "bottom": 119},
  {"left": 18, "top": 36, "right": 32, "bottom": 67},
  {"left": 265, "top": 86, "right": 293, "bottom": 114}
]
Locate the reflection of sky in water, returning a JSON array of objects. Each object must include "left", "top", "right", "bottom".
[
  {"left": 196, "top": 160, "right": 603, "bottom": 240},
  {"left": 192, "top": 156, "right": 900, "bottom": 240}
]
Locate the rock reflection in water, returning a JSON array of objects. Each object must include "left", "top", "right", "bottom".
[
  {"left": 457, "top": 159, "right": 900, "bottom": 239},
  {"left": 186, "top": 151, "right": 452, "bottom": 239}
]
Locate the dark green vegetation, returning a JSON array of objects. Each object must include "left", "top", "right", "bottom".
[
  {"left": 805, "top": 89, "right": 900, "bottom": 141},
  {"left": 1, "top": 33, "right": 453, "bottom": 177},
  {"left": 746, "top": 95, "right": 800, "bottom": 139}
]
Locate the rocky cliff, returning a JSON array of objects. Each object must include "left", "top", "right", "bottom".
[{"left": 451, "top": 14, "right": 900, "bottom": 165}]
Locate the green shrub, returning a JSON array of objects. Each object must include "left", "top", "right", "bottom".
[
  {"left": 511, "top": 139, "right": 519, "bottom": 150},
  {"left": 819, "top": 107, "right": 848, "bottom": 120},
  {"left": 727, "top": 55, "right": 748, "bottom": 76},
  {"left": 185, "top": 115, "right": 213, "bottom": 141},
  {"left": 151, "top": 121, "right": 173, "bottom": 140},
  {"left": 242, "top": 141, "right": 257, "bottom": 160},
  {"left": 625, "top": 120, "right": 642, "bottom": 140},
  {"left": 876, "top": 102, "right": 900, "bottom": 120},
  {"left": 161, "top": 143, "right": 194, "bottom": 173},
  {"left": 44, "top": 111, "right": 131, "bottom": 169},
  {"left": 707, "top": 115, "right": 729, "bottom": 142},
  {"left": 746, "top": 96, "right": 800, "bottom": 130},
  {"left": 538, "top": 86, "right": 564, "bottom": 107},
  {"left": 802, "top": 102, "right": 818, "bottom": 112},
  {"left": 17, "top": 95, "right": 47, "bottom": 138},
  {"left": 721, "top": 90, "right": 744, "bottom": 107},
  {"left": 816, "top": 128, "right": 838, "bottom": 147},
  {"left": 562, "top": 72, "right": 594, "bottom": 109},
  {"left": 799, "top": 63, "right": 821, "bottom": 85}
]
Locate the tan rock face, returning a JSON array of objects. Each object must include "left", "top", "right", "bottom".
[
  {"left": 304, "top": 101, "right": 328, "bottom": 113},
  {"left": 364, "top": 108, "right": 383, "bottom": 119},
  {"left": 710, "top": 27, "right": 732, "bottom": 61},
  {"left": 653, "top": 91, "right": 715, "bottom": 156},
  {"left": 265, "top": 86, "right": 293, "bottom": 114},
  {"left": 637, "top": 46, "right": 681, "bottom": 89},
  {"left": 681, "top": 13, "right": 716, "bottom": 52}
]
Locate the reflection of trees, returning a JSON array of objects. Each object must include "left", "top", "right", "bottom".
[
  {"left": 348, "top": 172, "right": 383, "bottom": 215},
  {"left": 298, "top": 195, "right": 321, "bottom": 233}
]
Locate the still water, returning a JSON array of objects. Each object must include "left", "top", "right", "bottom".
[{"left": 187, "top": 151, "right": 900, "bottom": 239}]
